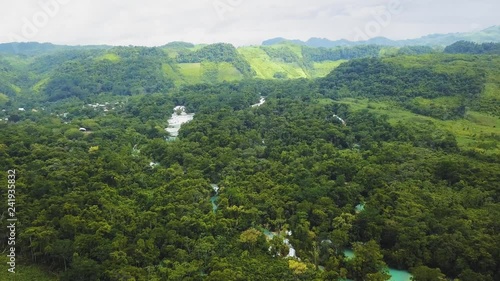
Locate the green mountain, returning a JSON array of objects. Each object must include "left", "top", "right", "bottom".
[
  {"left": 0, "top": 42, "right": 403, "bottom": 99},
  {"left": 2, "top": 40, "right": 499, "bottom": 107},
  {"left": 0, "top": 42, "right": 110, "bottom": 56}
]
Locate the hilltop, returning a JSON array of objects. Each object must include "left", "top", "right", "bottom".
[
  {"left": 0, "top": 41, "right": 436, "bottom": 97},
  {"left": 1, "top": 26, "right": 498, "bottom": 88}
]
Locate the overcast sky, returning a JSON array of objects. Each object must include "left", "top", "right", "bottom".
[{"left": 0, "top": 0, "right": 498, "bottom": 46}]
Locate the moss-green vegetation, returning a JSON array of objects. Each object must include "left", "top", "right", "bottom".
[
  {"left": 238, "top": 46, "right": 345, "bottom": 79},
  {"left": 95, "top": 53, "right": 120, "bottom": 62},
  {"left": 238, "top": 46, "right": 309, "bottom": 79},
  {"left": 176, "top": 62, "right": 244, "bottom": 84},
  {"left": 310, "top": 60, "right": 346, "bottom": 77},
  {"left": 217, "top": 62, "right": 244, "bottom": 82},
  {"left": 335, "top": 98, "right": 500, "bottom": 155},
  {"left": 161, "top": 63, "right": 183, "bottom": 85},
  {"left": 0, "top": 256, "right": 58, "bottom": 281},
  {"left": 177, "top": 62, "right": 203, "bottom": 83},
  {"left": 0, "top": 93, "right": 9, "bottom": 105},
  {"left": 0, "top": 42, "right": 498, "bottom": 280},
  {"left": 32, "top": 77, "right": 50, "bottom": 94}
]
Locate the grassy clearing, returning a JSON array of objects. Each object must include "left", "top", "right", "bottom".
[
  {"left": 410, "top": 96, "right": 463, "bottom": 109},
  {"left": 188, "top": 44, "right": 208, "bottom": 52},
  {"left": 162, "top": 63, "right": 185, "bottom": 86},
  {"left": 238, "top": 47, "right": 309, "bottom": 79},
  {"left": 483, "top": 81, "right": 500, "bottom": 100},
  {"left": 350, "top": 54, "right": 500, "bottom": 155},
  {"left": 0, "top": 256, "right": 57, "bottom": 281},
  {"left": 434, "top": 111, "right": 500, "bottom": 154},
  {"left": 0, "top": 93, "right": 9, "bottom": 105},
  {"left": 266, "top": 43, "right": 304, "bottom": 58},
  {"left": 12, "top": 84, "right": 21, "bottom": 94},
  {"left": 379, "top": 47, "right": 399, "bottom": 56},
  {"left": 334, "top": 98, "right": 500, "bottom": 155},
  {"left": 178, "top": 63, "right": 203, "bottom": 84},
  {"left": 238, "top": 47, "right": 280, "bottom": 79},
  {"left": 171, "top": 62, "right": 244, "bottom": 84},
  {"left": 276, "top": 62, "right": 309, "bottom": 78},
  {"left": 162, "top": 48, "right": 179, "bottom": 59},
  {"left": 238, "top": 46, "right": 343, "bottom": 79},
  {"left": 316, "top": 98, "right": 335, "bottom": 105},
  {"left": 32, "top": 77, "right": 50, "bottom": 94},
  {"left": 95, "top": 53, "right": 120, "bottom": 62},
  {"left": 310, "top": 60, "right": 346, "bottom": 77},
  {"left": 217, "top": 62, "right": 244, "bottom": 82}
]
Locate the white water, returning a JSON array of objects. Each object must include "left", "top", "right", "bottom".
[
  {"left": 210, "top": 184, "right": 219, "bottom": 213},
  {"left": 263, "top": 229, "right": 297, "bottom": 258},
  {"left": 283, "top": 238, "right": 297, "bottom": 258},
  {"left": 210, "top": 184, "right": 219, "bottom": 193},
  {"left": 284, "top": 231, "right": 296, "bottom": 258},
  {"left": 355, "top": 203, "right": 365, "bottom": 213},
  {"left": 165, "top": 106, "right": 195, "bottom": 137},
  {"left": 333, "top": 114, "right": 346, "bottom": 126},
  {"left": 252, "top": 97, "right": 266, "bottom": 107}
]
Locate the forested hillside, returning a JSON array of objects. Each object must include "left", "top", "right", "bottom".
[
  {"left": 0, "top": 41, "right": 499, "bottom": 281},
  {"left": 0, "top": 41, "right": 439, "bottom": 88},
  {"left": 444, "top": 41, "right": 500, "bottom": 54}
]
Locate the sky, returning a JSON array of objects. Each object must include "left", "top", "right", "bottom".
[{"left": 0, "top": 0, "right": 498, "bottom": 46}]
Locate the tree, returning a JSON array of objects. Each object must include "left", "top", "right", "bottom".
[
  {"left": 61, "top": 256, "right": 103, "bottom": 281},
  {"left": 288, "top": 259, "right": 308, "bottom": 275},
  {"left": 239, "top": 228, "right": 266, "bottom": 252},
  {"left": 64, "top": 128, "right": 84, "bottom": 140},
  {"left": 349, "top": 240, "right": 389, "bottom": 281},
  {"left": 410, "top": 266, "right": 446, "bottom": 281}
]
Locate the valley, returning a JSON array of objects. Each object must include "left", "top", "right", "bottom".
[{"left": 0, "top": 37, "right": 499, "bottom": 281}]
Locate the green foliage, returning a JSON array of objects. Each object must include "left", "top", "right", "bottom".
[
  {"left": 43, "top": 47, "right": 174, "bottom": 101},
  {"left": 444, "top": 41, "right": 500, "bottom": 54},
  {"left": 264, "top": 46, "right": 302, "bottom": 63},
  {"left": 64, "top": 128, "right": 84, "bottom": 139},
  {"left": 397, "top": 46, "right": 436, "bottom": 55},
  {"left": 238, "top": 46, "right": 311, "bottom": 79},
  {"left": 302, "top": 45, "right": 382, "bottom": 62},
  {"left": 321, "top": 57, "right": 485, "bottom": 100},
  {"left": 0, "top": 256, "right": 58, "bottom": 281},
  {"left": 410, "top": 266, "right": 446, "bottom": 281},
  {"left": 177, "top": 43, "right": 255, "bottom": 77},
  {"left": 0, "top": 48, "right": 499, "bottom": 281},
  {"left": 0, "top": 57, "right": 22, "bottom": 98},
  {"left": 405, "top": 97, "right": 466, "bottom": 120},
  {"left": 0, "top": 42, "right": 108, "bottom": 56},
  {"left": 163, "top": 41, "right": 196, "bottom": 49},
  {"left": 273, "top": 72, "right": 288, "bottom": 79},
  {"left": 0, "top": 92, "right": 9, "bottom": 105},
  {"left": 348, "top": 241, "right": 389, "bottom": 281}
]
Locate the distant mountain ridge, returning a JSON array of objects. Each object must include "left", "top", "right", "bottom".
[
  {"left": 2, "top": 26, "right": 498, "bottom": 56},
  {"left": 263, "top": 26, "right": 500, "bottom": 47},
  {"left": 0, "top": 27, "right": 498, "bottom": 92},
  {"left": 0, "top": 42, "right": 110, "bottom": 56}
]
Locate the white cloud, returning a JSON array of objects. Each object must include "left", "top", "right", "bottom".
[{"left": 0, "top": 0, "right": 498, "bottom": 46}]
